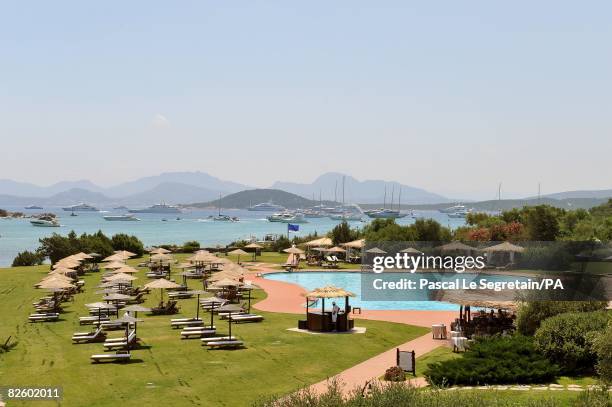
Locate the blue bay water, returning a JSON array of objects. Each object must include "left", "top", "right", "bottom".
[{"left": 0, "top": 207, "right": 466, "bottom": 267}]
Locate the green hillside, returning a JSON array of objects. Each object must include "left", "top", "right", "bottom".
[{"left": 184, "top": 188, "right": 338, "bottom": 209}]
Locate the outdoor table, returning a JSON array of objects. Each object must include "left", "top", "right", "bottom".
[
  {"left": 432, "top": 324, "right": 447, "bottom": 339},
  {"left": 452, "top": 336, "right": 469, "bottom": 352}
]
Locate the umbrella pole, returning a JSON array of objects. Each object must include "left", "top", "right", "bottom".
[
  {"left": 247, "top": 290, "right": 252, "bottom": 313},
  {"left": 210, "top": 303, "right": 215, "bottom": 328},
  {"left": 228, "top": 312, "right": 232, "bottom": 338},
  {"left": 196, "top": 294, "right": 200, "bottom": 320}
]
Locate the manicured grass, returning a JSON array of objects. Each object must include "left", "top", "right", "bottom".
[
  {"left": 415, "top": 346, "right": 460, "bottom": 377},
  {"left": 0, "top": 259, "right": 427, "bottom": 407}
]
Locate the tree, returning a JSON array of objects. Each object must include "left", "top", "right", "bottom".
[
  {"left": 523, "top": 205, "right": 563, "bottom": 241},
  {"left": 329, "top": 221, "right": 360, "bottom": 245},
  {"left": 594, "top": 321, "right": 612, "bottom": 384},
  {"left": 111, "top": 233, "right": 144, "bottom": 257},
  {"left": 12, "top": 250, "right": 44, "bottom": 267}
]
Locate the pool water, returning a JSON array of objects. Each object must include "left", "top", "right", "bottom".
[{"left": 265, "top": 271, "right": 463, "bottom": 311}]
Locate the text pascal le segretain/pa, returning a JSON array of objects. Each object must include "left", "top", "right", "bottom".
[{"left": 370, "top": 254, "right": 565, "bottom": 292}]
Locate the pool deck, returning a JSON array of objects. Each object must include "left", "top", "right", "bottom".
[{"left": 248, "top": 264, "right": 456, "bottom": 394}]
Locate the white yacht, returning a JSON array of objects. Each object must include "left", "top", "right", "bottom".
[
  {"left": 103, "top": 214, "right": 140, "bottom": 221},
  {"left": 248, "top": 202, "right": 286, "bottom": 212},
  {"left": 30, "top": 216, "right": 60, "bottom": 227},
  {"left": 366, "top": 209, "right": 407, "bottom": 219},
  {"left": 439, "top": 204, "right": 467, "bottom": 214},
  {"left": 129, "top": 203, "right": 181, "bottom": 214},
  {"left": 267, "top": 212, "right": 308, "bottom": 223},
  {"left": 62, "top": 203, "right": 99, "bottom": 212}
]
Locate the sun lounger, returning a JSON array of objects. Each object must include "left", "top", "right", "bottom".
[
  {"left": 230, "top": 314, "right": 264, "bottom": 323},
  {"left": 151, "top": 300, "right": 179, "bottom": 315},
  {"left": 28, "top": 313, "right": 59, "bottom": 322},
  {"left": 171, "top": 319, "right": 204, "bottom": 329},
  {"left": 80, "top": 316, "right": 110, "bottom": 325},
  {"left": 218, "top": 311, "right": 247, "bottom": 319},
  {"left": 103, "top": 332, "right": 136, "bottom": 350},
  {"left": 72, "top": 328, "right": 106, "bottom": 343},
  {"left": 170, "top": 317, "right": 202, "bottom": 323},
  {"left": 182, "top": 325, "right": 215, "bottom": 331},
  {"left": 206, "top": 340, "right": 244, "bottom": 349},
  {"left": 168, "top": 291, "right": 193, "bottom": 299},
  {"left": 180, "top": 329, "right": 216, "bottom": 339},
  {"left": 201, "top": 336, "right": 236, "bottom": 344},
  {"left": 91, "top": 351, "right": 131, "bottom": 363},
  {"left": 96, "top": 320, "right": 127, "bottom": 330}
]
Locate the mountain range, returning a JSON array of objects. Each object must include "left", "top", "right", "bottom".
[{"left": 0, "top": 171, "right": 610, "bottom": 207}]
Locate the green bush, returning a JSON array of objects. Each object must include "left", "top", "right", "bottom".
[
  {"left": 270, "top": 236, "right": 291, "bottom": 253},
  {"left": 384, "top": 366, "right": 406, "bottom": 382},
  {"left": 572, "top": 385, "right": 610, "bottom": 407},
  {"left": 534, "top": 311, "right": 610, "bottom": 374},
  {"left": 424, "top": 335, "right": 559, "bottom": 386},
  {"left": 111, "top": 233, "right": 144, "bottom": 257},
  {"left": 182, "top": 240, "right": 200, "bottom": 253},
  {"left": 517, "top": 301, "right": 608, "bottom": 336},
  {"left": 593, "top": 321, "right": 612, "bottom": 384},
  {"left": 11, "top": 250, "right": 45, "bottom": 267}
]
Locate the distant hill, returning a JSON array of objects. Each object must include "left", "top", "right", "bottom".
[
  {"left": 539, "top": 189, "right": 612, "bottom": 200},
  {"left": 383, "top": 197, "right": 609, "bottom": 211},
  {"left": 185, "top": 189, "right": 338, "bottom": 209},
  {"left": 272, "top": 172, "right": 451, "bottom": 204},
  {"left": 119, "top": 182, "right": 219, "bottom": 205}
]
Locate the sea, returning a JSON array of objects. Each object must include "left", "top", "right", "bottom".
[{"left": 0, "top": 207, "right": 467, "bottom": 267}]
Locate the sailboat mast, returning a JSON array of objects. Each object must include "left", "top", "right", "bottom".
[
  {"left": 334, "top": 181, "right": 338, "bottom": 205},
  {"left": 391, "top": 186, "right": 395, "bottom": 211},
  {"left": 398, "top": 188, "right": 402, "bottom": 212},
  {"left": 383, "top": 186, "right": 386, "bottom": 210},
  {"left": 342, "top": 176, "right": 345, "bottom": 207},
  {"left": 218, "top": 193, "right": 222, "bottom": 216}
]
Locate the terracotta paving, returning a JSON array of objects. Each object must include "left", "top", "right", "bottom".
[{"left": 247, "top": 265, "right": 457, "bottom": 393}]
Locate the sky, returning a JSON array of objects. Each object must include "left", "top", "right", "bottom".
[{"left": 0, "top": 1, "right": 610, "bottom": 200}]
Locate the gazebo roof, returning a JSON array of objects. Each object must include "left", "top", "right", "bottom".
[
  {"left": 304, "top": 285, "right": 355, "bottom": 298},
  {"left": 482, "top": 242, "right": 525, "bottom": 253}
]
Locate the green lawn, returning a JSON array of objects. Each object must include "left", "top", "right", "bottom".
[
  {"left": 0, "top": 260, "right": 427, "bottom": 407},
  {"left": 415, "top": 346, "right": 461, "bottom": 377}
]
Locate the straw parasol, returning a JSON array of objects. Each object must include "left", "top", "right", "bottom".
[
  {"left": 150, "top": 253, "right": 173, "bottom": 262},
  {"left": 244, "top": 243, "right": 263, "bottom": 260},
  {"left": 342, "top": 239, "right": 365, "bottom": 249},
  {"left": 112, "top": 265, "right": 139, "bottom": 274},
  {"left": 105, "top": 273, "right": 138, "bottom": 282},
  {"left": 400, "top": 247, "right": 423, "bottom": 254},
  {"left": 114, "top": 250, "right": 137, "bottom": 258},
  {"left": 303, "top": 285, "right": 355, "bottom": 322},
  {"left": 283, "top": 245, "right": 305, "bottom": 255},
  {"left": 50, "top": 266, "right": 77, "bottom": 276},
  {"left": 103, "top": 253, "right": 127, "bottom": 262},
  {"left": 304, "top": 237, "right": 333, "bottom": 247},
  {"left": 482, "top": 242, "right": 525, "bottom": 253},
  {"left": 228, "top": 249, "right": 248, "bottom": 264},
  {"left": 187, "top": 251, "right": 213, "bottom": 263},
  {"left": 86, "top": 301, "right": 118, "bottom": 322},
  {"left": 211, "top": 278, "right": 243, "bottom": 288},
  {"left": 365, "top": 247, "right": 387, "bottom": 254},
  {"left": 103, "top": 293, "right": 132, "bottom": 301},
  {"left": 144, "top": 278, "right": 182, "bottom": 304},
  {"left": 103, "top": 261, "right": 126, "bottom": 270},
  {"left": 149, "top": 247, "right": 171, "bottom": 254},
  {"left": 201, "top": 296, "right": 225, "bottom": 327},
  {"left": 325, "top": 246, "right": 346, "bottom": 253},
  {"left": 436, "top": 241, "right": 476, "bottom": 253},
  {"left": 38, "top": 278, "right": 74, "bottom": 290},
  {"left": 53, "top": 259, "right": 80, "bottom": 269}
]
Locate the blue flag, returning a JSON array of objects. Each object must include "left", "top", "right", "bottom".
[{"left": 288, "top": 223, "right": 299, "bottom": 232}]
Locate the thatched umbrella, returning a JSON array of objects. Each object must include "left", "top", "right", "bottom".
[
  {"left": 103, "top": 253, "right": 127, "bottom": 262},
  {"left": 244, "top": 243, "right": 263, "bottom": 261},
  {"left": 114, "top": 250, "right": 137, "bottom": 258},
  {"left": 123, "top": 305, "right": 151, "bottom": 330},
  {"left": 303, "top": 285, "right": 355, "bottom": 329},
  {"left": 241, "top": 282, "right": 259, "bottom": 312},
  {"left": 211, "top": 278, "right": 243, "bottom": 288},
  {"left": 305, "top": 237, "right": 333, "bottom": 247},
  {"left": 103, "top": 293, "right": 132, "bottom": 304},
  {"left": 435, "top": 241, "right": 476, "bottom": 254},
  {"left": 400, "top": 247, "right": 423, "bottom": 254},
  {"left": 38, "top": 278, "right": 74, "bottom": 290},
  {"left": 228, "top": 249, "right": 248, "bottom": 264},
  {"left": 365, "top": 247, "right": 387, "bottom": 254},
  {"left": 150, "top": 253, "right": 173, "bottom": 262},
  {"left": 103, "top": 261, "right": 126, "bottom": 270},
  {"left": 216, "top": 303, "right": 243, "bottom": 339},
  {"left": 112, "top": 265, "right": 139, "bottom": 274},
  {"left": 86, "top": 301, "right": 118, "bottom": 322},
  {"left": 283, "top": 245, "right": 305, "bottom": 255},
  {"left": 53, "top": 259, "right": 80, "bottom": 269},
  {"left": 482, "top": 241, "right": 525, "bottom": 264},
  {"left": 50, "top": 266, "right": 77, "bottom": 276},
  {"left": 144, "top": 279, "right": 181, "bottom": 305},
  {"left": 342, "top": 239, "right": 365, "bottom": 249},
  {"left": 149, "top": 247, "right": 171, "bottom": 255}
]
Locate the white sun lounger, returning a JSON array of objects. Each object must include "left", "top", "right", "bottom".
[
  {"left": 230, "top": 314, "right": 264, "bottom": 323},
  {"left": 201, "top": 336, "right": 236, "bottom": 344},
  {"left": 80, "top": 316, "right": 110, "bottom": 325},
  {"left": 206, "top": 340, "right": 244, "bottom": 348},
  {"left": 180, "top": 329, "right": 216, "bottom": 339},
  {"left": 91, "top": 352, "right": 131, "bottom": 363}
]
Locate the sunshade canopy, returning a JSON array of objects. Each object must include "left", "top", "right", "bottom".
[{"left": 304, "top": 285, "right": 356, "bottom": 298}]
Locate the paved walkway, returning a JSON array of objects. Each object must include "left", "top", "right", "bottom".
[{"left": 247, "top": 265, "right": 456, "bottom": 394}]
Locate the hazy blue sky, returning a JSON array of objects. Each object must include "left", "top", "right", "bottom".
[{"left": 1, "top": 1, "right": 610, "bottom": 199}]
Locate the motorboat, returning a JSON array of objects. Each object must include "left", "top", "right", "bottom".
[
  {"left": 439, "top": 204, "right": 467, "bottom": 214},
  {"left": 267, "top": 212, "right": 308, "bottom": 223},
  {"left": 103, "top": 214, "right": 140, "bottom": 221},
  {"left": 330, "top": 212, "right": 363, "bottom": 221},
  {"left": 129, "top": 203, "right": 181, "bottom": 214},
  {"left": 30, "top": 216, "right": 60, "bottom": 227},
  {"left": 366, "top": 209, "right": 407, "bottom": 219},
  {"left": 62, "top": 203, "right": 99, "bottom": 212}
]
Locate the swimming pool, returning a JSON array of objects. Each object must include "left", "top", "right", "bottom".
[{"left": 264, "top": 271, "right": 464, "bottom": 311}]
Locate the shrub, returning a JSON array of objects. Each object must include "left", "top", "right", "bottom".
[
  {"left": 572, "top": 385, "right": 610, "bottom": 407},
  {"left": 111, "top": 233, "right": 144, "bottom": 257},
  {"left": 270, "top": 236, "right": 291, "bottom": 253},
  {"left": 593, "top": 321, "right": 612, "bottom": 384},
  {"left": 534, "top": 311, "right": 610, "bottom": 374},
  {"left": 12, "top": 250, "right": 44, "bottom": 267},
  {"left": 182, "top": 240, "right": 200, "bottom": 253},
  {"left": 424, "top": 335, "right": 559, "bottom": 386},
  {"left": 516, "top": 301, "right": 608, "bottom": 336},
  {"left": 384, "top": 366, "right": 406, "bottom": 382}
]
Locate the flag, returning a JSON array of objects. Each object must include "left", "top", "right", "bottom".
[{"left": 288, "top": 223, "right": 299, "bottom": 232}]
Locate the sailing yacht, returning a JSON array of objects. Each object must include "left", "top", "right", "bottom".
[
  {"left": 213, "top": 193, "right": 239, "bottom": 221},
  {"left": 366, "top": 186, "right": 406, "bottom": 219}
]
